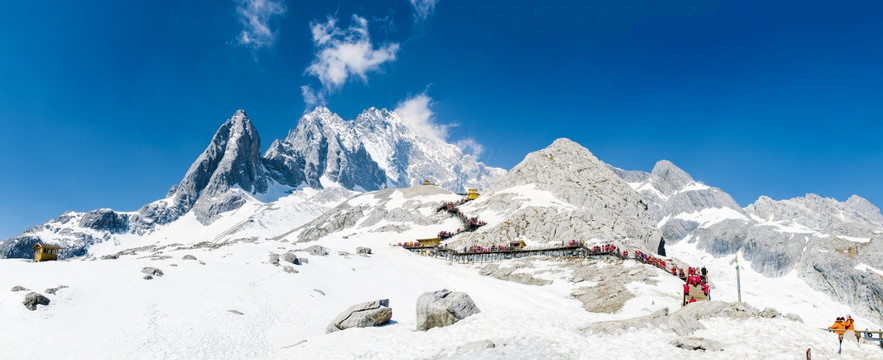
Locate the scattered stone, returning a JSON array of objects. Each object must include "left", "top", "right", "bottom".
[
  {"left": 283, "top": 266, "right": 298, "bottom": 274},
  {"left": 169, "top": 264, "right": 178, "bottom": 267},
  {"left": 11, "top": 286, "right": 29, "bottom": 292},
  {"left": 143, "top": 275, "right": 153, "bottom": 280},
  {"left": 785, "top": 313, "right": 804, "bottom": 323},
  {"left": 282, "top": 251, "right": 300, "bottom": 265},
  {"left": 23, "top": 292, "right": 50, "bottom": 310},
  {"left": 456, "top": 340, "right": 496, "bottom": 354},
  {"left": 228, "top": 310, "right": 244, "bottom": 315},
  {"left": 671, "top": 336, "right": 724, "bottom": 352},
  {"left": 198, "top": 261, "right": 205, "bottom": 265},
  {"left": 314, "top": 289, "right": 325, "bottom": 296},
  {"left": 44, "top": 285, "right": 68, "bottom": 295},
  {"left": 356, "top": 247, "right": 372, "bottom": 255},
  {"left": 269, "top": 253, "right": 280, "bottom": 265},
  {"left": 337, "top": 251, "right": 352, "bottom": 257},
  {"left": 305, "top": 245, "right": 329, "bottom": 256},
  {"left": 480, "top": 262, "right": 552, "bottom": 286},
  {"left": 326, "top": 299, "right": 392, "bottom": 333},
  {"left": 142, "top": 267, "right": 164, "bottom": 277},
  {"left": 760, "top": 307, "right": 782, "bottom": 318},
  {"left": 182, "top": 254, "right": 198, "bottom": 261},
  {"left": 300, "top": 258, "right": 309, "bottom": 264},
  {"left": 416, "top": 289, "right": 481, "bottom": 331},
  {"left": 100, "top": 254, "right": 119, "bottom": 260}
]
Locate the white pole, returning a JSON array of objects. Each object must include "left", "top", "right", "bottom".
[{"left": 735, "top": 254, "right": 742, "bottom": 303}]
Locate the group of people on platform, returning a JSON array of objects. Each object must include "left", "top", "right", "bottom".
[
  {"left": 634, "top": 250, "right": 667, "bottom": 270},
  {"left": 590, "top": 244, "right": 619, "bottom": 254},
  {"left": 436, "top": 201, "right": 486, "bottom": 240}
]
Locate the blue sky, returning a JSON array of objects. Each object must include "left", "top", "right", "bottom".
[{"left": 1, "top": 0, "right": 881, "bottom": 239}]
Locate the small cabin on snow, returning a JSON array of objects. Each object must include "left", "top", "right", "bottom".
[
  {"left": 509, "top": 240, "right": 526, "bottom": 249},
  {"left": 466, "top": 189, "right": 480, "bottom": 200},
  {"left": 33, "top": 243, "right": 61, "bottom": 262},
  {"left": 415, "top": 238, "right": 441, "bottom": 248}
]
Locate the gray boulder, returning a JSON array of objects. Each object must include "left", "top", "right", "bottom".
[
  {"left": 356, "top": 247, "right": 372, "bottom": 255},
  {"left": 282, "top": 251, "right": 300, "bottom": 264},
  {"left": 182, "top": 254, "right": 197, "bottom": 261},
  {"left": 142, "top": 267, "right": 164, "bottom": 277},
  {"left": 44, "top": 285, "right": 68, "bottom": 295},
  {"left": 269, "top": 253, "right": 280, "bottom": 265},
  {"left": 416, "top": 289, "right": 481, "bottom": 331},
  {"left": 23, "top": 292, "right": 50, "bottom": 311},
  {"left": 11, "top": 286, "right": 28, "bottom": 292},
  {"left": 305, "top": 245, "right": 329, "bottom": 256},
  {"left": 326, "top": 299, "right": 392, "bottom": 333}
]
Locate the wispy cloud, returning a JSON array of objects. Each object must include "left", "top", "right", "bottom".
[
  {"left": 394, "top": 93, "right": 449, "bottom": 141},
  {"left": 410, "top": 0, "right": 439, "bottom": 22},
  {"left": 394, "top": 92, "right": 485, "bottom": 159},
  {"left": 303, "top": 15, "right": 400, "bottom": 106},
  {"left": 455, "top": 138, "right": 485, "bottom": 158},
  {"left": 236, "top": 0, "right": 287, "bottom": 50}
]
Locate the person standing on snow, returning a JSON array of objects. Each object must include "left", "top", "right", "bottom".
[{"left": 830, "top": 317, "right": 846, "bottom": 354}]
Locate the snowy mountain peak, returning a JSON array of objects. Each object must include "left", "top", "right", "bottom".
[
  {"left": 139, "top": 110, "right": 268, "bottom": 225},
  {"left": 265, "top": 106, "right": 504, "bottom": 193},
  {"left": 650, "top": 160, "right": 694, "bottom": 195}
]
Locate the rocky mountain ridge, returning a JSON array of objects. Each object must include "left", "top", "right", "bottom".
[
  {"left": 615, "top": 160, "right": 883, "bottom": 324},
  {"left": 0, "top": 108, "right": 504, "bottom": 258}
]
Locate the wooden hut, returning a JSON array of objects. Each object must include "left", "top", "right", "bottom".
[
  {"left": 509, "top": 240, "right": 526, "bottom": 249},
  {"left": 466, "top": 189, "right": 480, "bottom": 200},
  {"left": 416, "top": 238, "right": 441, "bottom": 248},
  {"left": 33, "top": 243, "right": 61, "bottom": 262}
]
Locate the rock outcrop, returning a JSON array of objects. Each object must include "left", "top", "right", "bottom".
[
  {"left": 23, "top": 292, "right": 50, "bottom": 311},
  {"left": 326, "top": 299, "right": 392, "bottom": 333},
  {"left": 416, "top": 289, "right": 481, "bottom": 331}
]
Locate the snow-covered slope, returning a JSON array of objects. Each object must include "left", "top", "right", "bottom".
[
  {"left": 614, "top": 160, "right": 883, "bottom": 325},
  {"left": 2, "top": 199, "right": 881, "bottom": 359}
]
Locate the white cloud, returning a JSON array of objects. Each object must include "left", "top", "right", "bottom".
[
  {"left": 236, "top": 0, "right": 287, "bottom": 49},
  {"left": 394, "top": 93, "right": 486, "bottom": 159},
  {"left": 455, "top": 138, "right": 485, "bottom": 158},
  {"left": 301, "top": 85, "right": 320, "bottom": 108},
  {"left": 410, "top": 0, "right": 439, "bottom": 22},
  {"left": 305, "top": 15, "right": 400, "bottom": 98},
  {"left": 394, "top": 93, "right": 448, "bottom": 141}
]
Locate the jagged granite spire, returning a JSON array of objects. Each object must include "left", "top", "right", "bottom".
[{"left": 139, "top": 110, "right": 268, "bottom": 225}]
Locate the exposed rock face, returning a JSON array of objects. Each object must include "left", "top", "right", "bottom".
[
  {"left": 416, "top": 289, "right": 481, "bottom": 331},
  {"left": 454, "top": 138, "right": 661, "bottom": 253},
  {"left": 294, "top": 186, "right": 455, "bottom": 242},
  {"left": 356, "top": 247, "right": 372, "bottom": 255},
  {"left": 79, "top": 209, "right": 131, "bottom": 233},
  {"left": 2, "top": 106, "right": 501, "bottom": 259},
  {"left": 614, "top": 159, "right": 883, "bottom": 324},
  {"left": 11, "top": 286, "right": 28, "bottom": 292},
  {"left": 23, "top": 292, "right": 50, "bottom": 311},
  {"left": 182, "top": 254, "right": 198, "bottom": 261},
  {"left": 326, "top": 299, "right": 392, "bottom": 333},
  {"left": 141, "top": 110, "right": 269, "bottom": 226},
  {"left": 265, "top": 107, "right": 504, "bottom": 193}
]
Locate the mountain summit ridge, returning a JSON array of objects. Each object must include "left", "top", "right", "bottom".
[{"left": 0, "top": 107, "right": 505, "bottom": 258}]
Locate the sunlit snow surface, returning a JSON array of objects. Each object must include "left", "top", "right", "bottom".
[{"left": 1, "top": 189, "right": 881, "bottom": 359}]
